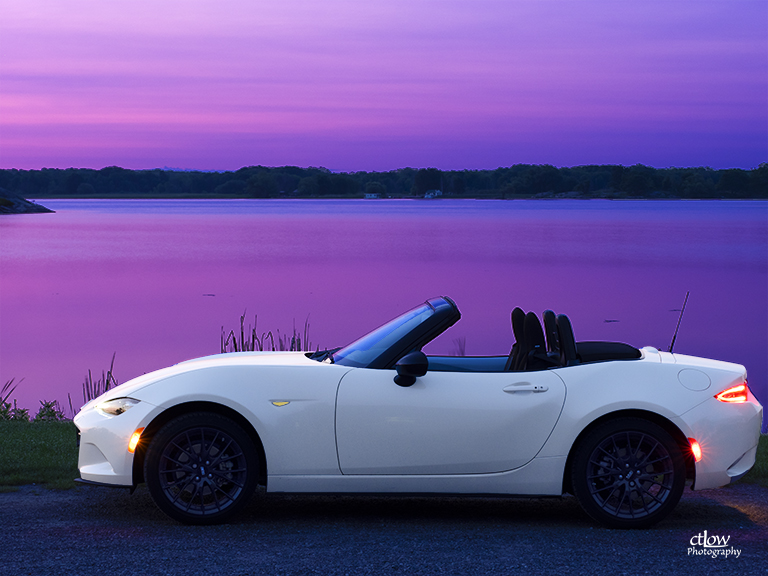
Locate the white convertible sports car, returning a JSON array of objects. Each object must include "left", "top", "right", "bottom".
[{"left": 74, "top": 297, "right": 763, "bottom": 528}]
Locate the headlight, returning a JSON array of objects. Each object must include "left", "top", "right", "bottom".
[{"left": 96, "top": 397, "right": 140, "bottom": 416}]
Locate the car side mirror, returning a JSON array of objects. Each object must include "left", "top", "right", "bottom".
[{"left": 394, "top": 351, "right": 428, "bottom": 387}]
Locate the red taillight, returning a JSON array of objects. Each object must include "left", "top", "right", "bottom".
[
  {"left": 714, "top": 383, "right": 748, "bottom": 403},
  {"left": 688, "top": 438, "right": 702, "bottom": 462}
]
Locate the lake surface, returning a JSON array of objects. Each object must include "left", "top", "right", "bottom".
[{"left": 1, "top": 199, "right": 766, "bottom": 430}]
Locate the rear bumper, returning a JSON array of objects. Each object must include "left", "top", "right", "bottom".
[{"left": 677, "top": 391, "right": 763, "bottom": 490}]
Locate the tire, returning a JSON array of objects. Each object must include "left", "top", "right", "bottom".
[
  {"left": 571, "top": 418, "right": 685, "bottom": 529},
  {"left": 144, "top": 412, "right": 259, "bottom": 525}
]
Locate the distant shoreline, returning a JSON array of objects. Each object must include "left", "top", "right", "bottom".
[
  {"left": 17, "top": 193, "right": 767, "bottom": 202},
  {"left": 2, "top": 164, "right": 765, "bottom": 201}
]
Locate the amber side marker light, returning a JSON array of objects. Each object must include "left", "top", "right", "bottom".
[
  {"left": 714, "top": 384, "right": 749, "bottom": 403},
  {"left": 128, "top": 428, "right": 145, "bottom": 453},
  {"left": 688, "top": 438, "right": 703, "bottom": 462}
]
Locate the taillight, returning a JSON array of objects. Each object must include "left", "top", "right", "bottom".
[{"left": 714, "top": 383, "right": 748, "bottom": 403}]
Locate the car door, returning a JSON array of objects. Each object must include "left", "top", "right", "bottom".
[{"left": 335, "top": 367, "right": 566, "bottom": 475}]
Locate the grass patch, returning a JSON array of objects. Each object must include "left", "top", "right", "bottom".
[
  {"left": 741, "top": 434, "right": 768, "bottom": 488},
  {"left": 0, "top": 421, "right": 78, "bottom": 490}
]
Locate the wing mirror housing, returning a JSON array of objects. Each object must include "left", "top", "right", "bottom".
[{"left": 394, "top": 351, "right": 428, "bottom": 387}]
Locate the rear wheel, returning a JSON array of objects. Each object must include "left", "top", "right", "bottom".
[
  {"left": 571, "top": 418, "right": 685, "bottom": 529},
  {"left": 144, "top": 412, "right": 258, "bottom": 524}
]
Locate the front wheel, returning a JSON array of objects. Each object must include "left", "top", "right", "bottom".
[
  {"left": 571, "top": 418, "right": 685, "bottom": 529},
  {"left": 144, "top": 412, "right": 259, "bottom": 524}
]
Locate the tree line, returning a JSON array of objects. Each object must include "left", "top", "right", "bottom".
[{"left": 1, "top": 163, "right": 765, "bottom": 199}]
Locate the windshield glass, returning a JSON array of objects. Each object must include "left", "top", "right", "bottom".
[{"left": 333, "top": 303, "right": 435, "bottom": 367}]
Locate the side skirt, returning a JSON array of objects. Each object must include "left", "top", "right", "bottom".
[{"left": 267, "top": 456, "right": 567, "bottom": 496}]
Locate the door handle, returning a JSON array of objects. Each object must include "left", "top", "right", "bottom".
[{"left": 503, "top": 383, "right": 548, "bottom": 393}]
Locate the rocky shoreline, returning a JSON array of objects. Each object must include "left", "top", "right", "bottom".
[{"left": 0, "top": 190, "right": 54, "bottom": 214}]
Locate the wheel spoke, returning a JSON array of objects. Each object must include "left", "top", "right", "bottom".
[
  {"left": 625, "top": 432, "right": 634, "bottom": 460},
  {"left": 632, "top": 433, "right": 648, "bottom": 461},
  {"left": 637, "top": 476, "right": 671, "bottom": 491},
  {"left": 615, "top": 487, "right": 628, "bottom": 515},
  {"left": 185, "top": 483, "right": 201, "bottom": 512},
  {"left": 608, "top": 437, "right": 623, "bottom": 460},
  {"left": 212, "top": 467, "right": 247, "bottom": 477},
  {"left": 199, "top": 428, "right": 207, "bottom": 461},
  {"left": 598, "top": 485, "right": 619, "bottom": 509},
  {"left": 210, "top": 485, "right": 222, "bottom": 512},
  {"left": 184, "top": 431, "right": 199, "bottom": 459},
  {"left": 212, "top": 483, "right": 236, "bottom": 504},
  {"left": 161, "top": 454, "right": 194, "bottom": 470},
  {"left": 637, "top": 482, "right": 666, "bottom": 505},
  {"left": 640, "top": 497, "right": 651, "bottom": 515},
  {"left": 211, "top": 473, "right": 245, "bottom": 489},
  {"left": 171, "top": 439, "right": 197, "bottom": 461},
  {"left": 170, "top": 477, "right": 195, "bottom": 505},
  {"left": 215, "top": 451, "right": 244, "bottom": 464},
  {"left": 210, "top": 438, "right": 235, "bottom": 466},
  {"left": 587, "top": 470, "right": 616, "bottom": 480},
  {"left": 591, "top": 480, "right": 621, "bottom": 496},
  {"left": 165, "top": 474, "right": 193, "bottom": 489},
  {"left": 596, "top": 445, "right": 617, "bottom": 461},
  {"left": 635, "top": 439, "right": 660, "bottom": 467},
  {"left": 639, "top": 454, "right": 671, "bottom": 469}
]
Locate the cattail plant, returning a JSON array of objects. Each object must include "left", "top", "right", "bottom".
[
  {"left": 221, "top": 311, "right": 314, "bottom": 353},
  {"left": 82, "top": 353, "right": 118, "bottom": 404}
]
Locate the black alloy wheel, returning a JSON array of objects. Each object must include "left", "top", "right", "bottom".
[
  {"left": 571, "top": 418, "right": 685, "bottom": 529},
  {"left": 144, "top": 412, "right": 258, "bottom": 524}
]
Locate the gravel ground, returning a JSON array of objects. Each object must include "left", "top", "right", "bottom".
[{"left": 2, "top": 483, "right": 767, "bottom": 576}]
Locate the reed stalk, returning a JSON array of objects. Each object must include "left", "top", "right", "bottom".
[
  {"left": 81, "top": 353, "right": 118, "bottom": 404},
  {"left": 221, "top": 311, "right": 313, "bottom": 353}
]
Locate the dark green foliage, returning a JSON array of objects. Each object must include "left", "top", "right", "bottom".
[
  {"left": 246, "top": 172, "right": 279, "bottom": 198},
  {"left": 214, "top": 179, "right": 247, "bottom": 196},
  {"left": 1, "top": 379, "right": 30, "bottom": 421},
  {"left": 365, "top": 181, "right": 386, "bottom": 196},
  {"left": 413, "top": 168, "right": 442, "bottom": 195},
  {"left": 0, "top": 163, "right": 765, "bottom": 200},
  {"left": 33, "top": 400, "right": 68, "bottom": 422},
  {"left": 0, "top": 399, "right": 30, "bottom": 422}
]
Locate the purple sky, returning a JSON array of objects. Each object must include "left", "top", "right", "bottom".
[{"left": 1, "top": 0, "right": 766, "bottom": 171}]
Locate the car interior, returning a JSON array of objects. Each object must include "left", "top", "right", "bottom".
[{"left": 427, "top": 308, "right": 642, "bottom": 373}]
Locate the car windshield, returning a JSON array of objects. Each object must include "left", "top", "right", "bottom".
[{"left": 332, "top": 303, "right": 435, "bottom": 367}]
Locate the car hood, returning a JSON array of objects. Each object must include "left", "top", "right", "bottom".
[{"left": 80, "top": 351, "right": 318, "bottom": 411}]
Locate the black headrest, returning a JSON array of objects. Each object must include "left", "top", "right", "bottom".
[
  {"left": 542, "top": 310, "right": 559, "bottom": 353},
  {"left": 556, "top": 314, "right": 579, "bottom": 367},
  {"left": 511, "top": 307, "right": 525, "bottom": 344},
  {"left": 524, "top": 312, "right": 546, "bottom": 352}
]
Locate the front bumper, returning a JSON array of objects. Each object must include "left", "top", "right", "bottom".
[
  {"left": 74, "top": 399, "right": 158, "bottom": 486},
  {"left": 74, "top": 478, "right": 133, "bottom": 490}
]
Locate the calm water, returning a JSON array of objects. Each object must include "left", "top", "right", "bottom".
[{"left": 1, "top": 199, "right": 766, "bottom": 430}]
